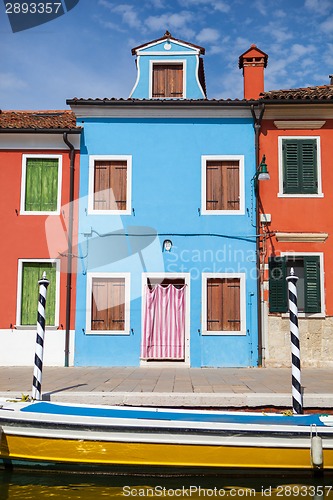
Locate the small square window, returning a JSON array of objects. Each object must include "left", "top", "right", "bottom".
[
  {"left": 152, "top": 63, "right": 183, "bottom": 98},
  {"left": 202, "top": 156, "right": 244, "bottom": 215},
  {"left": 89, "top": 156, "right": 132, "bottom": 214},
  {"left": 280, "top": 138, "right": 321, "bottom": 196},
  {"left": 269, "top": 255, "right": 322, "bottom": 314},
  {"left": 202, "top": 273, "right": 246, "bottom": 335},
  {"left": 87, "top": 273, "right": 130, "bottom": 334},
  {"left": 21, "top": 156, "right": 61, "bottom": 214}
]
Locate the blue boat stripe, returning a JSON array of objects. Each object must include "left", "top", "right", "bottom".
[{"left": 20, "top": 402, "right": 325, "bottom": 427}]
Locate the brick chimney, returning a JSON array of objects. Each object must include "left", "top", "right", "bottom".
[{"left": 239, "top": 45, "right": 268, "bottom": 100}]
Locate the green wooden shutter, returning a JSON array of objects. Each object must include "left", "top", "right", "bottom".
[
  {"left": 41, "top": 159, "right": 58, "bottom": 211},
  {"left": 21, "top": 262, "right": 56, "bottom": 325},
  {"left": 25, "top": 158, "right": 58, "bottom": 212},
  {"left": 283, "top": 139, "right": 317, "bottom": 194},
  {"left": 25, "top": 159, "right": 42, "bottom": 211},
  {"left": 304, "top": 256, "right": 321, "bottom": 313},
  {"left": 300, "top": 140, "right": 317, "bottom": 194},
  {"left": 269, "top": 256, "right": 288, "bottom": 312}
]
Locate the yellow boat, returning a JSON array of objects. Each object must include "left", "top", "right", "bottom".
[{"left": 0, "top": 400, "right": 332, "bottom": 472}]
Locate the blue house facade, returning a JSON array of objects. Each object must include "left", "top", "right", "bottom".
[{"left": 68, "top": 33, "right": 259, "bottom": 367}]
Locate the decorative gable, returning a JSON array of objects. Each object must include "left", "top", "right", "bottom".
[{"left": 130, "top": 32, "right": 206, "bottom": 100}]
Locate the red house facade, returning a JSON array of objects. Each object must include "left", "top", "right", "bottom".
[{"left": 0, "top": 111, "right": 80, "bottom": 366}]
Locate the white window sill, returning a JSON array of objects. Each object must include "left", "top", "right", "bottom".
[
  {"left": 281, "top": 313, "right": 325, "bottom": 319},
  {"left": 20, "top": 211, "right": 60, "bottom": 216},
  {"left": 87, "top": 210, "right": 131, "bottom": 216},
  {"left": 200, "top": 210, "right": 245, "bottom": 216},
  {"left": 85, "top": 330, "right": 130, "bottom": 336},
  {"left": 14, "top": 325, "right": 59, "bottom": 331},
  {"left": 277, "top": 193, "right": 323, "bottom": 198},
  {"left": 201, "top": 330, "right": 246, "bottom": 336}
]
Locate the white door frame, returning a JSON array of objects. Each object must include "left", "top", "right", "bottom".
[{"left": 140, "top": 272, "right": 190, "bottom": 367}]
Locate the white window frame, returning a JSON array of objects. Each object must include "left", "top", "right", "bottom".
[
  {"left": 149, "top": 59, "right": 187, "bottom": 99},
  {"left": 278, "top": 136, "right": 323, "bottom": 198},
  {"left": 202, "top": 272, "right": 246, "bottom": 336},
  {"left": 16, "top": 258, "right": 60, "bottom": 329},
  {"left": 20, "top": 154, "right": 62, "bottom": 215},
  {"left": 201, "top": 155, "right": 245, "bottom": 215},
  {"left": 88, "top": 155, "right": 132, "bottom": 215},
  {"left": 140, "top": 272, "right": 191, "bottom": 366},
  {"left": 281, "top": 252, "right": 325, "bottom": 318},
  {"left": 86, "top": 272, "right": 131, "bottom": 335}
]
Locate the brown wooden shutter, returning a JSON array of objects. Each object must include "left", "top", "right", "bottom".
[
  {"left": 206, "top": 161, "right": 239, "bottom": 211},
  {"left": 94, "top": 160, "right": 127, "bottom": 210},
  {"left": 207, "top": 278, "right": 241, "bottom": 332},
  {"left": 207, "top": 278, "right": 223, "bottom": 331},
  {"left": 152, "top": 64, "right": 183, "bottom": 98},
  {"left": 91, "top": 278, "right": 125, "bottom": 331}
]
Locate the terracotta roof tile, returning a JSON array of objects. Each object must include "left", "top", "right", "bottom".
[
  {"left": 260, "top": 85, "right": 333, "bottom": 101},
  {"left": 0, "top": 110, "right": 79, "bottom": 130}
]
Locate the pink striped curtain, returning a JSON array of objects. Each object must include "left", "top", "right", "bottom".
[{"left": 141, "top": 284, "right": 186, "bottom": 360}]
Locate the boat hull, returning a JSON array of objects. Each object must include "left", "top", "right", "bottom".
[
  {"left": 2, "top": 433, "right": 333, "bottom": 470},
  {"left": 1, "top": 401, "right": 333, "bottom": 472}
]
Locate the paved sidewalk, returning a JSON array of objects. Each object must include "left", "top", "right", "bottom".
[{"left": 0, "top": 366, "right": 332, "bottom": 408}]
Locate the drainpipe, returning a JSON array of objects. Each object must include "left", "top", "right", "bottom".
[
  {"left": 251, "top": 103, "right": 265, "bottom": 367},
  {"left": 63, "top": 133, "right": 76, "bottom": 367}
]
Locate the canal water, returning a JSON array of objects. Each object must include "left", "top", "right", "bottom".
[{"left": 1, "top": 470, "right": 333, "bottom": 499}]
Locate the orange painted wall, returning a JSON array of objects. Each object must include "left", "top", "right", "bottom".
[
  {"left": 259, "top": 119, "right": 333, "bottom": 314},
  {"left": 0, "top": 148, "right": 80, "bottom": 330}
]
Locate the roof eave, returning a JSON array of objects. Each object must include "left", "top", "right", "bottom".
[{"left": 0, "top": 128, "right": 82, "bottom": 133}]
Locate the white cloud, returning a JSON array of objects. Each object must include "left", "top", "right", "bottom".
[
  {"left": 0, "top": 72, "right": 27, "bottom": 91},
  {"left": 262, "top": 22, "right": 293, "bottom": 43},
  {"left": 254, "top": 0, "right": 267, "bottom": 16},
  {"left": 177, "top": 0, "right": 230, "bottom": 12},
  {"left": 305, "top": 0, "right": 332, "bottom": 15},
  {"left": 144, "top": 11, "right": 195, "bottom": 38},
  {"left": 320, "top": 16, "right": 333, "bottom": 35},
  {"left": 196, "top": 28, "right": 220, "bottom": 43},
  {"left": 111, "top": 4, "right": 142, "bottom": 28},
  {"left": 273, "top": 9, "right": 286, "bottom": 18}
]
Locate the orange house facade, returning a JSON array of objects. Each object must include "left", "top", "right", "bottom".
[
  {"left": 0, "top": 111, "right": 81, "bottom": 366},
  {"left": 258, "top": 89, "right": 333, "bottom": 367}
]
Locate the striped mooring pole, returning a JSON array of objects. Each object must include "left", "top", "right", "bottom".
[
  {"left": 286, "top": 267, "right": 303, "bottom": 414},
  {"left": 32, "top": 272, "right": 50, "bottom": 401}
]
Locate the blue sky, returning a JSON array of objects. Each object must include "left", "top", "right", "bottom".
[{"left": 1, "top": 0, "right": 333, "bottom": 109}]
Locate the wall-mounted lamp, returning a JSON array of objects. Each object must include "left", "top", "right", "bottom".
[
  {"left": 257, "top": 155, "right": 270, "bottom": 181},
  {"left": 163, "top": 239, "right": 172, "bottom": 252},
  {"left": 252, "top": 155, "right": 270, "bottom": 192}
]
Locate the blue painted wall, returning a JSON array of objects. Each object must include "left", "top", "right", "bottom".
[{"left": 74, "top": 117, "right": 258, "bottom": 367}]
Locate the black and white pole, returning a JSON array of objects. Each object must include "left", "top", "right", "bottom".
[
  {"left": 286, "top": 268, "right": 303, "bottom": 414},
  {"left": 32, "top": 272, "right": 50, "bottom": 401}
]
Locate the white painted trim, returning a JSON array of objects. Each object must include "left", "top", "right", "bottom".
[
  {"left": 275, "top": 232, "right": 328, "bottom": 243},
  {"left": 195, "top": 54, "right": 206, "bottom": 99},
  {"left": 140, "top": 272, "right": 191, "bottom": 366},
  {"left": 274, "top": 121, "right": 326, "bottom": 129},
  {"left": 70, "top": 106, "right": 253, "bottom": 119},
  {"left": 201, "top": 155, "right": 245, "bottom": 215},
  {"left": 201, "top": 272, "right": 246, "bottom": 336},
  {"left": 16, "top": 259, "right": 60, "bottom": 327},
  {"left": 128, "top": 55, "right": 141, "bottom": 98},
  {"left": 0, "top": 134, "right": 80, "bottom": 150},
  {"left": 138, "top": 50, "right": 200, "bottom": 56},
  {"left": 278, "top": 136, "right": 323, "bottom": 198},
  {"left": 134, "top": 38, "right": 200, "bottom": 55},
  {"left": 149, "top": 60, "right": 187, "bottom": 99},
  {"left": 281, "top": 252, "right": 325, "bottom": 318},
  {"left": 88, "top": 155, "right": 132, "bottom": 215},
  {"left": 20, "top": 154, "right": 62, "bottom": 215},
  {"left": 85, "top": 272, "right": 131, "bottom": 335}
]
